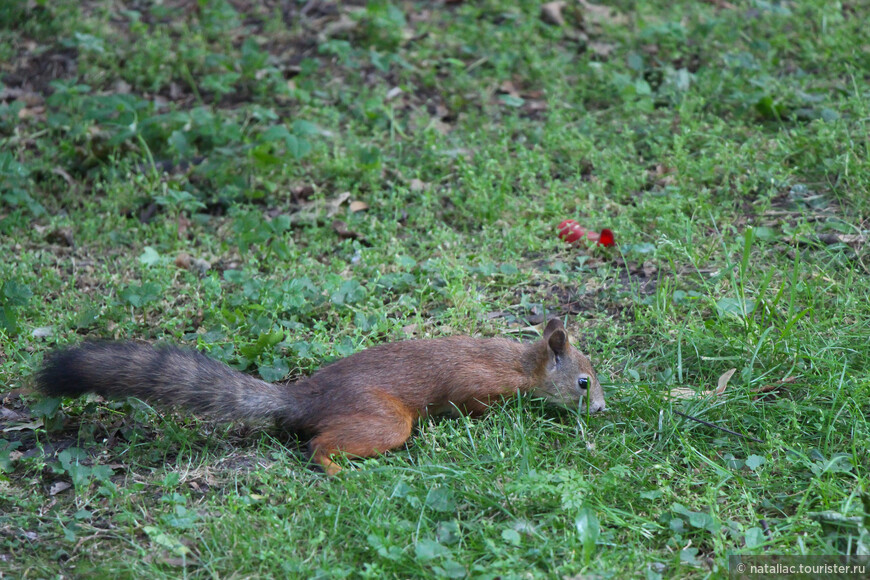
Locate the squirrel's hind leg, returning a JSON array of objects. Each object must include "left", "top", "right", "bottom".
[{"left": 309, "top": 404, "right": 415, "bottom": 475}]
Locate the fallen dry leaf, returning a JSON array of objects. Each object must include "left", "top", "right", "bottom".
[
  {"left": 667, "top": 386, "right": 699, "bottom": 399},
  {"left": 541, "top": 1, "right": 567, "bottom": 26},
  {"left": 504, "top": 324, "right": 545, "bottom": 336},
  {"left": 317, "top": 14, "right": 358, "bottom": 43},
  {"left": 159, "top": 555, "right": 190, "bottom": 567},
  {"left": 175, "top": 253, "right": 211, "bottom": 274},
  {"left": 49, "top": 481, "right": 72, "bottom": 496},
  {"left": 3, "top": 419, "right": 44, "bottom": 432},
  {"left": 0, "top": 406, "right": 27, "bottom": 422},
  {"left": 291, "top": 191, "right": 352, "bottom": 224},
  {"left": 588, "top": 41, "right": 617, "bottom": 58},
  {"left": 498, "top": 80, "right": 522, "bottom": 99},
  {"left": 668, "top": 368, "right": 736, "bottom": 399},
  {"left": 484, "top": 311, "right": 510, "bottom": 320},
  {"left": 410, "top": 178, "right": 428, "bottom": 192},
  {"left": 190, "top": 257, "right": 211, "bottom": 274},
  {"left": 17, "top": 106, "right": 46, "bottom": 120},
  {"left": 113, "top": 79, "right": 132, "bottom": 94},
  {"left": 0, "top": 87, "right": 44, "bottom": 107},
  {"left": 752, "top": 375, "right": 798, "bottom": 395},
  {"left": 349, "top": 200, "right": 369, "bottom": 213},
  {"left": 325, "top": 191, "right": 351, "bottom": 217},
  {"left": 51, "top": 166, "right": 75, "bottom": 188},
  {"left": 526, "top": 99, "right": 548, "bottom": 113},
  {"left": 715, "top": 368, "right": 737, "bottom": 395},
  {"left": 32, "top": 326, "right": 54, "bottom": 338},
  {"left": 431, "top": 102, "right": 449, "bottom": 120},
  {"left": 578, "top": 0, "right": 628, "bottom": 26},
  {"left": 290, "top": 184, "right": 315, "bottom": 203},
  {"left": 332, "top": 219, "right": 369, "bottom": 245},
  {"left": 812, "top": 233, "right": 866, "bottom": 247}
]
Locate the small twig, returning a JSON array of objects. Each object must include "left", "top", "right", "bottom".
[{"left": 674, "top": 411, "right": 764, "bottom": 443}]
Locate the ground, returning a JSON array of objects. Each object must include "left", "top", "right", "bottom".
[{"left": 1, "top": 0, "right": 869, "bottom": 578}]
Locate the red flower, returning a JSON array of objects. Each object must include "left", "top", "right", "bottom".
[{"left": 557, "top": 220, "right": 615, "bottom": 247}]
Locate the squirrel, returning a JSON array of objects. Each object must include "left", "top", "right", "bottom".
[{"left": 36, "top": 318, "right": 605, "bottom": 475}]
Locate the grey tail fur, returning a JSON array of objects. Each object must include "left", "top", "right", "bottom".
[{"left": 36, "top": 342, "right": 295, "bottom": 424}]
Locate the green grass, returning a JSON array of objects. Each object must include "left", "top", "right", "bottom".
[{"left": 2, "top": 0, "right": 869, "bottom": 577}]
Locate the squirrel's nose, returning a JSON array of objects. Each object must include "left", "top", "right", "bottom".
[{"left": 581, "top": 399, "right": 606, "bottom": 413}]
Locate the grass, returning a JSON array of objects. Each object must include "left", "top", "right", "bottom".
[{"left": 1, "top": 0, "right": 869, "bottom": 577}]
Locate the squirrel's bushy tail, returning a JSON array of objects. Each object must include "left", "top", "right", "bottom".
[{"left": 37, "top": 342, "right": 292, "bottom": 423}]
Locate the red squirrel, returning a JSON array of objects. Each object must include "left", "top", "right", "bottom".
[{"left": 37, "top": 318, "right": 605, "bottom": 474}]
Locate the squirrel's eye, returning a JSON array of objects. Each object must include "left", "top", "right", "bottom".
[{"left": 578, "top": 377, "right": 589, "bottom": 390}]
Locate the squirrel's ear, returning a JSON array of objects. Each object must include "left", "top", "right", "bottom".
[
  {"left": 547, "top": 328, "right": 568, "bottom": 356},
  {"left": 542, "top": 318, "right": 564, "bottom": 339}
]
